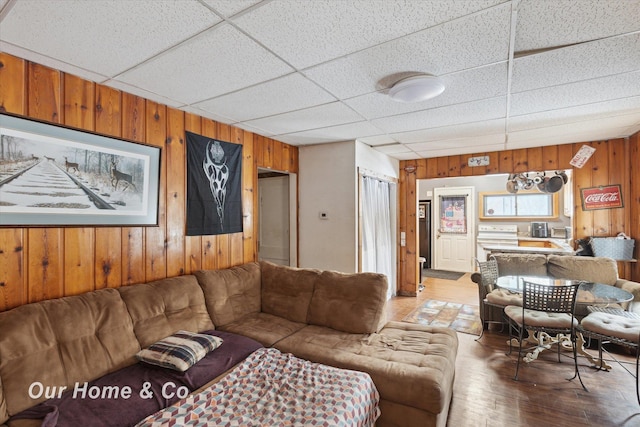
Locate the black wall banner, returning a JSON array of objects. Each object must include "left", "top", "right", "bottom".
[{"left": 186, "top": 131, "right": 243, "bottom": 236}]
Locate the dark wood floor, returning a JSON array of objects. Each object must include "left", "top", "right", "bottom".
[{"left": 386, "top": 274, "right": 639, "bottom": 427}]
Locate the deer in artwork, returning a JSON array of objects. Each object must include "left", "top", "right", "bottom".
[
  {"left": 110, "top": 159, "right": 137, "bottom": 191},
  {"left": 64, "top": 156, "right": 79, "bottom": 173},
  {"left": 31, "top": 154, "right": 39, "bottom": 161},
  {"left": 44, "top": 155, "right": 55, "bottom": 161}
]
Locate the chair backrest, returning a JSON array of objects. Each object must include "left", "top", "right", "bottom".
[
  {"left": 521, "top": 279, "right": 580, "bottom": 314},
  {"left": 476, "top": 256, "right": 499, "bottom": 291}
]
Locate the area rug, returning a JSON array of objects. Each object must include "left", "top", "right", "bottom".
[
  {"left": 422, "top": 269, "right": 465, "bottom": 281},
  {"left": 402, "top": 299, "right": 482, "bottom": 335}
]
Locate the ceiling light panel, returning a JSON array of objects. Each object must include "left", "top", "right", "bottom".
[
  {"left": 115, "top": 24, "right": 294, "bottom": 105},
  {"left": 304, "top": 3, "right": 511, "bottom": 99},
  {"left": 515, "top": 0, "right": 640, "bottom": 52},
  {"left": 0, "top": 0, "right": 220, "bottom": 77},
  {"left": 345, "top": 63, "right": 508, "bottom": 120}
]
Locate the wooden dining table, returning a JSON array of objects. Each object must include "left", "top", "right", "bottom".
[{"left": 496, "top": 274, "right": 633, "bottom": 366}]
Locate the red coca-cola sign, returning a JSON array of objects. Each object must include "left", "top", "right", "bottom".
[{"left": 580, "top": 185, "right": 623, "bottom": 210}]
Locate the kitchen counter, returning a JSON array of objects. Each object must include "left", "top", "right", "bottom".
[{"left": 482, "top": 237, "right": 575, "bottom": 256}]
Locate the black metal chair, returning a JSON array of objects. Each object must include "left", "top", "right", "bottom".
[
  {"left": 504, "top": 279, "right": 587, "bottom": 391},
  {"left": 474, "top": 256, "right": 501, "bottom": 340},
  {"left": 579, "top": 306, "right": 640, "bottom": 404}
]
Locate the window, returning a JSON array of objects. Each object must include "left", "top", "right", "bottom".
[{"left": 479, "top": 191, "right": 559, "bottom": 219}]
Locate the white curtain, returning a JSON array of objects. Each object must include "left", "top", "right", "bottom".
[{"left": 362, "top": 176, "right": 394, "bottom": 300}]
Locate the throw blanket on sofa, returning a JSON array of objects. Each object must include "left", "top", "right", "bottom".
[{"left": 136, "top": 347, "right": 381, "bottom": 427}]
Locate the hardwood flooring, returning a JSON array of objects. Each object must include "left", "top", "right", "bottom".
[{"left": 387, "top": 274, "right": 639, "bottom": 427}]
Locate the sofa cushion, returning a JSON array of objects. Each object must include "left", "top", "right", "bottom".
[
  {"left": 492, "top": 253, "right": 548, "bottom": 276},
  {"left": 0, "top": 289, "right": 139, "bottom": 418},
  {"left": 274, "top": 322, "right": 457, "bottom": 417},
  {"left": 136, "top": 330, "right": 224, "bottom": 372},
  {"left": 307, "top": 270, "right": 388, "bottom": 334},
  {"left": 219, "top": 312, "right": 307, "bottom": 347},
  {"left": 547, "top": 255, "right": 618, "bottom": 285},
  {"left": 195, "top": 263, "right": 261, "bottom": 327},
  {"left": 9, "top": 330, "right": 262, "bottom": 427},
  {"left": 260, "top": 261, "right": 320, "bottom": 324},
  {"left": 118, "top": 275, "right": 214, "bottom": 348}
]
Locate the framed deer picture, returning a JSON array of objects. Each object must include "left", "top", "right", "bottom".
[{"left": 0, "top": 114, "right": 161, "bottom": 226}]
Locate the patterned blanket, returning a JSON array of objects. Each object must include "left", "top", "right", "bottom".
[{"left": 136, "top": 347, "right": 380, "bottom": 427}]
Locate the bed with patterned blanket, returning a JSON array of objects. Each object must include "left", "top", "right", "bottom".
[{"left": 136, "top": 347, "right": 380, "bottom": 427}]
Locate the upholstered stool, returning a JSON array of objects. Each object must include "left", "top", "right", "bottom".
[
  {"left": 579, "top": 307, "right": 640, "bottom": 404},
  {"left": 486, "top": 288, "right": 523, "bottom": 306}
]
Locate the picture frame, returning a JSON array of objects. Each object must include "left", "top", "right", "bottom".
[
  {"left": 0, "top": 114, "right": 161, "bottom": 226},
  {"left": 418, "top": 203, "right": 426, "bottom": 219}
]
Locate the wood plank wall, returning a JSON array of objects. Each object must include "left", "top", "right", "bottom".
[
  {"left": 0, "top": 53, "right": 298, "bottom": 312},
  {"left": 398, "top": 138, "right": 640, "bottom": 296}
]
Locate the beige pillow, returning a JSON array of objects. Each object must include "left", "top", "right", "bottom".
[
  {"left": 307, "top": 270, "right": 388, "bottom": 334},
  {"left": 547, "top": 255, "right": 618, "bottom": 285},
  {"left": 260, "top": 261, "right": 320, "bottom": 324}
]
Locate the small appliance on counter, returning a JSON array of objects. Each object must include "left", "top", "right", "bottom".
[
  {"left": 530, "top": 222, "right": 549, "bottom": 238},
  {"left": 551, "top": 227, "right": 571, "bottom": 239}
]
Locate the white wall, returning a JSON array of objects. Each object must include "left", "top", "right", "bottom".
[
  {"left": 299, "top": 141, "right": 357, "bottom": 272},
  {"left": 298, "top": 141, "right": 399, "bottom": 274}
]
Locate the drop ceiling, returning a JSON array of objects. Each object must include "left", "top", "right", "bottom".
[{"left": 1, "top": 0, "right": 639, "bottom": 160}]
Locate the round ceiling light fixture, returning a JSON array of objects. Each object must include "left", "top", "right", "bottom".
[{"left": 388, "top": 75, "right": 445, "bottom": 103}]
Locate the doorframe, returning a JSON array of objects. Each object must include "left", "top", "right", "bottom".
[{"left": 257, "top": 168, "right": 298, "bottom": 267}]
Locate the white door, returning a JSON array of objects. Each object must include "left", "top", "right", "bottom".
[
  {"left": 258, "top": 175, "right": 290, "bottom": 265},
  {"left": 433, "top": 186, "right": 475, "bottom": 272}
]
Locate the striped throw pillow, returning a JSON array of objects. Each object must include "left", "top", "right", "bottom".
[{"left": 136, "top": 331, "right": 223, "bottom": 372}]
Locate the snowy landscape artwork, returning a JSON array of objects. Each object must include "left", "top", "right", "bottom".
[{"left": 0, "top": 114, "right": 160, "bottom": 226}]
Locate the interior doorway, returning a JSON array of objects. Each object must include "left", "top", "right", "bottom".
[{"left": 258, "top": 168, "right": 297, "bottom": 266}]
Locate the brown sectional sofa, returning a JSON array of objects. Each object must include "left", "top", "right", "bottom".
[
  {"left": 0, "top": 261, "right": 458, "bottom": 427},
  {"left": 474, "top": 254, "right": 640, "bottom": 328}
]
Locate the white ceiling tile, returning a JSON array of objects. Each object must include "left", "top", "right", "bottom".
[
  {"left": 345, "top": 63, "right": 508, "bottom": 120},
  {"left": 359, "top": 135, "right": 398, "bottom": 146},
  {"left": 233, "top": 0, "right": 504, "bottom": 69},
  {"left": 103, "top": 79, "right": 184, "bottom": 109},
  {"left": 510, "top": 71, "right": 640, "bottom": 116},
  {"left": 512, "top": 33, "right": 640, "bottom": 93},
  {"left": 372, "top": 97, "right": 507, "bottom": 134},
  {"left": 507, "top": 114, "right": 640, "bottom": 146},
  {"left": 201, "top": 0, "right": 263, "bottom": 18},
  {"left": 278, "top": 121, "right": 385, "bottom": 144},
  {"left": 193, "top": 73, "right": 337, "bottom": 122},
  {"left": 391, "top": 119, "right": 506, "bottom": 144},
  {"left": 414, "top": 143, "right": 505, "bottom": 159},
  {"left": 407, "top": 134, "right": 505, "bottom": 152},
  {"left": 304, "top": 3, "right": 512, "bottom": 99},
  {"left": 0, "top": 41, "right": 109, "bottom": 84},
  {"left": 373, "top": 144, "right": 414, "bottom": 155},
  {"left": 115, "top": 24, "right": 294, "bottom": 105},
  {"left": 0, "top": 0, "right": 220, "bottom": 77},
  {"left": 515, "top": 0, "right": 640, "bottom": 52},
  {"left": 241, "top": 102, "right": 364, "bottom": 135},
  {"left": 180, "top": 105, "right": 237, "bottom": 126},
  {"left": 385, "top": 151, "right": 423, "bottom": 161},
  {"left": 509, "top": 96, "right": 640, "bottom": 132}
]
